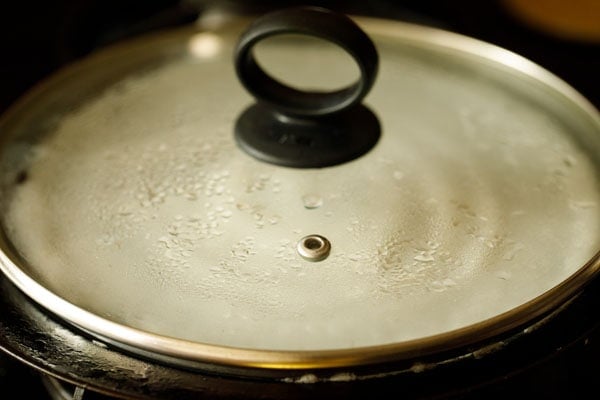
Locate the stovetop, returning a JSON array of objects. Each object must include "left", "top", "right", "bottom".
[
  {"left": 0, "top": 280, "right": 598, "bottom": 400},
  {"left": 0, "top": 1, "right": 598, "bottom": 399}
]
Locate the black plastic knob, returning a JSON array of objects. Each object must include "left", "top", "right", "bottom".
[{"left": 233, "top": 7, "right": 381, "bottom": 168}]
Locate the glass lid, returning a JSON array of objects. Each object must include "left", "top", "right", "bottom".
[{"left": 0, "top": 7, "right": 598, "bottom": 370}]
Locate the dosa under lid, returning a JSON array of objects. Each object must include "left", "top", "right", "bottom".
[{"left": 0, "top": 7, "right": 598, "bottom": 371}]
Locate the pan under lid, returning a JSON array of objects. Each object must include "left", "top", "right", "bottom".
[{"left": 0, "top": 8, "right": 599, "bottom": 370}]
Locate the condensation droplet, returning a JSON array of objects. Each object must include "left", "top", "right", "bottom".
[
  {"left": 496, "top": 270, "right": 511, "bottom": 280},
  {"left": 414, "top": 253, "right": 434, "bottom": 262},
  {"left": 426, "top": 240, "right": 440, "bottom": 249},
  {"left": 563, "top": 155, "right": 576, "bottom": 167},
  {"left": 429, "top": 281, "right": 446, "bottom": 292},
  {"left": 221, "top": 210, "right": 233, "bottom": 218},
  {"left": 302, "top": 194, "right": 323, "bottom": 209},
  {"left": 236, "top": 202, "right": 251, "bottom": 211},
  {"left": 96, "top": 234, "right": 115, "bottom": 246},
  {"left": 502, "top": 243, "right": 525, "bottom": 261},
  {"left": 348, "top": 253, "right": 362, "bottom": 261},
  {"left": 442, "top": 278, "right": 456, "bottom": 286},
  {"left": 393, "top": 171, "right": 404, "bottom": 180}
]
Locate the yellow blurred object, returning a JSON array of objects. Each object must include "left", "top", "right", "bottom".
[{"left": 502, "top": 0, "right": 600, "bottom": 42}]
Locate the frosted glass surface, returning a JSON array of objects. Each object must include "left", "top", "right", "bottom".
[{"left": 1, "top": 26, "right": 599, "bottom": 351}]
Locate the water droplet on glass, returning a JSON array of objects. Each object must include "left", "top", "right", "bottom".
[
  {"left": 496, "top": 270, "right": 511, "bottom": 280},
  {"left": 429, "top": 281, "right": 445, "bottom": 292},
  {"left": 302, "top": 194, "right": 323, "bottom": 209},
  {"left": 442, "top": 278, "right": 456, "bottom": 287},
  {"left": 96, "top": 234, "right": 115, "bottom": 246},
  {"left": 348, "top": 253, "right": 361, "bottom": 261},
  {"left": 426, "top": 240, "right": 440, "bottom": 249},
  {"left": 502, "top": 243, "right": 524, "bottom": 261},
  {"left": 414, "top": 253, "right": 434, "bottom": 262},
  {"left": 563, "top": 155, "right": 576, "bottom": 167},
  {"left": 221, "top": 210, "right": 233, "bottom": 218},
  {"left": 236, "top": 202, "right": 251, "bottom": 211}
]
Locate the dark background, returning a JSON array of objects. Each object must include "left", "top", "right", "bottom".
[
  {"left": 0, "top": 1, "right": 598, "bottom": 398},
  {"left": 0, "top": 0, "right": 599, "bottom": 114}
]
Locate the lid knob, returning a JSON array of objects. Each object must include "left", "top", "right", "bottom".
[{"left": 234, "top": 7, "right": 381, "bottom": 168}]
